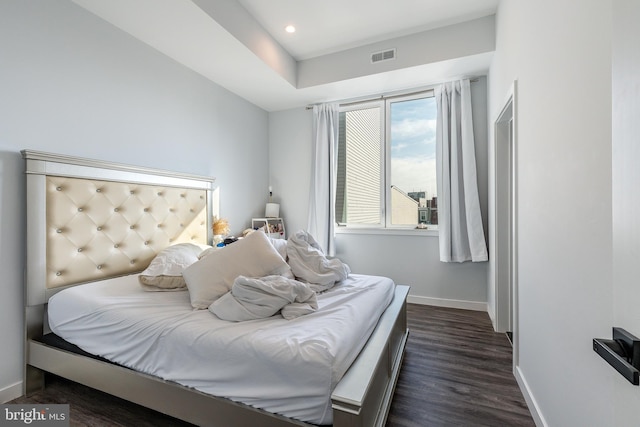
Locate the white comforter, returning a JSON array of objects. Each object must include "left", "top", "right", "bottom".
[
  {"left": 286, "top": 230, "right": 351, "bottom": 292},
  {"left": 210, "top": 275, "right": 318, "bottom": 321},
  {"left": 47, "top": 273, "right": 395, "bottom": 425}
]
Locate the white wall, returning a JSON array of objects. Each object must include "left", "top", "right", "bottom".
[
  {"left": 269, "top": 77, "right": 490, "bottom": 308},
  {"left": 0, "top": 0, "right": 269, "bottom": 401},
  {"left": 488, "top": 1, "right": 614, "bottom": 425},
  {"left": 268, "top": 108, "right": 313, "bottom": 233}
]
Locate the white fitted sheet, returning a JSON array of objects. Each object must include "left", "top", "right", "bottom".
[{"left": 47, "top": 273, "right": 395, "bottom": 425}]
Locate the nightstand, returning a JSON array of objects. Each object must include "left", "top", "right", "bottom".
[{"left": 252, "top": 217, "right": 285, "bottom": 239}]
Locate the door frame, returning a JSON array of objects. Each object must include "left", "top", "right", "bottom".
[{"left": 493, "top": 80, "right": 519, "bottom": 367}]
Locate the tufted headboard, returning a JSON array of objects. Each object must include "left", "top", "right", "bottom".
[{"left": 22, "top": 150, "right": 218, "bottom": 307}]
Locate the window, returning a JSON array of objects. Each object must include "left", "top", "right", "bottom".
[{"left": 336, "top": 91, "right": 438, "bottom": 229}]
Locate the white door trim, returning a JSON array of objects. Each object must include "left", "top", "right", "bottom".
[{"left": 493, "top": 80, "right": 519, "bottom": 369}]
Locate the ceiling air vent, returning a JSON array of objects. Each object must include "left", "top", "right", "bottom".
[{"left": 371, "top": 48, "right": 396, "bottom": 64}]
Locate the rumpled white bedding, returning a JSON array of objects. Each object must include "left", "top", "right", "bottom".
[
  {"left": 210, "top": 275, "right": 318, "bottom": 321},
  {"left": 287, "top": 230, "right": 351, "bottom": 292},
  {"left": 47, "top": 273, "right": 395, "bottom": 425}
]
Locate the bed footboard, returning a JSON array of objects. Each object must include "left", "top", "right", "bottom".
[{"left": 331, "top": 284, "right": 409, "bottom": 427}]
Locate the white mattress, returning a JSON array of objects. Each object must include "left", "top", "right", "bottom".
[{"left": 47, "top": 273, "right": 395, "bottom": 425}]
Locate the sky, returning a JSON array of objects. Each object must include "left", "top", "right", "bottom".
[{"left": 390, "top": 96, "right": 437, "bottom": 199}]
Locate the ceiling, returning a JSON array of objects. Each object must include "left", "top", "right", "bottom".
[
  {"left": 71, "top": 0, "right": 499, "bottom": 112},
  {"left": 238, "top": 0, "right": 498, "bottom": 61}
]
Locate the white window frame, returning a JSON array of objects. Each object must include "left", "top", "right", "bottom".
[
  {"left": 336, "top": 100, "right": 385, "bottom": 228},
  {"left": 336, "top": 89, "right": 437, "bottom": 234}
]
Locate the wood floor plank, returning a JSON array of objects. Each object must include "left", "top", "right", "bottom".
[
  {"left": 11, "top": 303, "right": 534, "bottom": 426},
  {"left": 386, "top": 304, "right": 534, "bottom": 427}
]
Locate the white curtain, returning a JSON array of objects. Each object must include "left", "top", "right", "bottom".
[
  {"left": 307, "top": 103, "right": 339, "bottom": 256},
  {"left": 436, "top": 80, "right": 488, "bottom": 262}
]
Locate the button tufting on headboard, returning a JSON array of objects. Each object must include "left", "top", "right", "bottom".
[{"left": 45, "top": 176, "right": 209, "bottom": 289}]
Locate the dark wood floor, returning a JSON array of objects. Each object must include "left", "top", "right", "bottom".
[
  {"left": 11, "top": 304, "right": 534, "bottom": 426},
  {"left": 386, "top": 304, "right": 534, "bottom": 426}
]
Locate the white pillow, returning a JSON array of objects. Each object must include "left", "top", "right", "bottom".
[
  {"left": 138, "top": 243, "right": 210, "bottom": 291},
  {"left": 269, "top": 237, "right": 288, "bottom": 260},
  {"left": 183, "top": 231, "right": 292, "bottom": 309},
  {"left": 198, "top": 246, "right": 222, "bottom": 259}
]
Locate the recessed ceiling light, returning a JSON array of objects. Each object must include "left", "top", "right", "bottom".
[{"left": 284, "top": 25, "right": 296, "bottom": 34}]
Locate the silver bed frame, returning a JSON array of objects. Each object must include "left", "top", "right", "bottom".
[{"left": 22, "top": 150, "right": 409, "bottom": 427}]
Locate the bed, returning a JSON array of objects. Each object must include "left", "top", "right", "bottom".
[{"left": 22, "top": 150, "right": 409, "bottom": 427}]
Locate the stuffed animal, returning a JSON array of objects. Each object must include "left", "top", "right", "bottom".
[{"left": 212, "top": 216, "right": 230, "bottom": 236}]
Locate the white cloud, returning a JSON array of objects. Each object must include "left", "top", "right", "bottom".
[
  {"left": 391, "top": 142, "right": 409, "bottom": 152},
  {"left": 391, "top": 156, "right": 437, "bottom": 199},
  {"left": 392, "top": 118, "right": 436, "bottom": 141}
]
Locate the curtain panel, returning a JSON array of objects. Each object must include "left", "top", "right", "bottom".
[
  {"left": 307, "top": 103, "right": 339, "bottom": 256},
  {"left": 436, "top": 80, "right": 488, "bottom": 262}
]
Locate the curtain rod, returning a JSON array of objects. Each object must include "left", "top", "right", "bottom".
[{"left": 305, "top": 77, "right": 480, "bottom": 110}]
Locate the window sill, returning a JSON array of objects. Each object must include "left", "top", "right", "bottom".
[{"left": 335, "top": 227, "right": 438, "bottom": 237}]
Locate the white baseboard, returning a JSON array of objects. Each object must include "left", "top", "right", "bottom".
[
  {"left": 407, "top": 295, "right": 487, "bottom": 312},
  {"left": 0, "top": 381, "right": 22, "bottom": 404},
  {"left": 515, "top": 365, "right": 547, "bottom": 427}
]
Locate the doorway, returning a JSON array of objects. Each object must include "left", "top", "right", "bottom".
[{"left": 494, "top": 82, "right": 518, "bottom": 365}]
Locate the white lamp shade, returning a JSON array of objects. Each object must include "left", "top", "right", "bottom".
[{"left": 265, "top": 203, "right": 280, "bottom": 218}]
